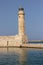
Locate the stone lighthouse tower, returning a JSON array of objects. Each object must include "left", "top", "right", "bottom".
[
  {"left": 18, "top": 8, "right": 25, "bottom": 35},
  {"left": 18, "top": 7, "right": 28, "bottom": 44}
]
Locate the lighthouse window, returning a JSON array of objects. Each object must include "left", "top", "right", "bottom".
[{"left": 19, "top": 16, "right": 20, "bottom": 18}]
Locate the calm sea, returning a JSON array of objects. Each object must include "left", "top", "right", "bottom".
[{"left": 0, "top": 44, "right": 43, "bottom": 65}]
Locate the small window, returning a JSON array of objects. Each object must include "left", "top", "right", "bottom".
[{"left": 19, "top": 16, "right": 20, "bottom": 18}]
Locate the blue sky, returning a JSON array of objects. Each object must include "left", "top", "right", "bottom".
[{"left": 0, "top": 0, "right": 43, "bottom": 40}]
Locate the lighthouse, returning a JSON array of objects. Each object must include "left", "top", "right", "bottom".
[{"left": 18, "top": 7, "right": 28, "bottom": 44}]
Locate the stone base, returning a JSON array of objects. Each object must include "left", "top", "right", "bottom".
[{"left": 0, "top": 43, "right": 43, "bottom": 49}]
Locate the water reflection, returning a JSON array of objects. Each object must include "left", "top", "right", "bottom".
[
  {"left": 0, "top": 48, "right": 43, "bottom": 65},
  {"left": 0, "top": 48, "right": 28, "bottom": 65}
]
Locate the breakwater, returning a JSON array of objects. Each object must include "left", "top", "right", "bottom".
[
  {"left": 0, "top": 36, "right": 43, "bottom": 48},
  {"left": 0, "top": 42, "right": 43, "bottom": 49}
]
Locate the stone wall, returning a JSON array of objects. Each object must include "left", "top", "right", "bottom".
[
  {"left": 0, "top": 36, "right": 16, "bottom": 47},
  {"left": 0, "top": 35, "right": 22, "bottom": 47},
  {"left": 0, "top": 40, "right": 7, "bottom": 46}
]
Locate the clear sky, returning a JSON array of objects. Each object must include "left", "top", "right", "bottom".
[{"left": 0, "top": 0, "right": 43, "bottom": 40}]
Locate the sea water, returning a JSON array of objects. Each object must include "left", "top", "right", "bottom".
[{"left": 0, "top": 46, "right": 43, "bottom": 65}]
